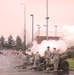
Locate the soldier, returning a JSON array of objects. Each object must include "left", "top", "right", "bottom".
[
  {"left": 33, "top": 52, "right": 41, "bottom": 67},
  {"left": 53, "top": 48, "right": 60, "bottom": 71},
  {"left": 44, "top": 46, "right": 51, "bottom": 65}
]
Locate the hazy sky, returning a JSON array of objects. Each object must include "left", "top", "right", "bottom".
[{"left": 0, "top": 0, "right": 74, "bottom": 42}]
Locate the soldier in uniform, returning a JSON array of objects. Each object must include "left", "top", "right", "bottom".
[
  {"left": 44, "top": 46, "right": 51, "bottom": 65},
  {"left": 33, "top": 52, "right": 41, "bottom": 67},
  {"left": 44, "top": 46, "right": 51, "bottom": 71},
  {"left": 53, "top": 48, "right": 60, "bottom": 71}
]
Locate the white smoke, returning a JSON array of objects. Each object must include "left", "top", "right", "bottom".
[
  {"left": 30, "top": 25, "right": 74, "bottom": 56},
  {"left": 0, "top": 50, "right": 27, "bottom": 71},
  {"left": 31, "top": 41, "right": 40, "bottom": 54},
  {"left": 62, "top": 25, "right": 74, "bottom": 48},
  {"left": 31, "top": 40, "right": 67, "bottom": 56}
]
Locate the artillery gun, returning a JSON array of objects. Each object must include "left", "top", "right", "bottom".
[
  {"left": 31, "top": 53, "right": 69, "bottom": 71},
  {"left": 58, "top": 53, "right": 69, "bottom": 71}
]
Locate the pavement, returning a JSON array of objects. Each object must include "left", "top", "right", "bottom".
[
  {"left": 0, "top": 68, "right": 74, "bottom": 75},
  {"left": 0, "top": 70, "right": 73, "bottom": 75},
  {"left": 0, "top": 66, "right": 74, "bottom": 75},
  {"left": 69, "top": 68, "right": 74, "bottom": 71}
]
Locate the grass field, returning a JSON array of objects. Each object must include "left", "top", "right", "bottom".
[
  {"left": 50, "top": 58, "right": 74, "bottom": 69},
  {"left": 66, "top": 58, "right": 74, "bottom": 69}
]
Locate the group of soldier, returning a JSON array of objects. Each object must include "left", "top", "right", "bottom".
[{"left": 32, "top": 46, "right": 60, "bottom": 71}]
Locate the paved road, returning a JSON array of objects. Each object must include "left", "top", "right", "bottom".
[{"left": 0, "top": 69, "right": 74, "bottom": 75}]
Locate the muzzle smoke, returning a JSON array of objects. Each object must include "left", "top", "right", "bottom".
[{"left": 30, "top": 25, "right": 74, "bottom": 56}]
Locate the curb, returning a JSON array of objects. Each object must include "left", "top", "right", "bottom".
[{"left": 69, "top": 69, "right": 74, "bottom": 71}]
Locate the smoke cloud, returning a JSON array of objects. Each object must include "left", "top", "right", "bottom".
[
  {"left": 31, "top": 40, "right": 67, "bottom": 56},
  {"left": 30, "top": 25, "right": 74, "bottom": 56},
  {"left": 0, "top": 50, "right": 27, "bottom": 71},
  {"left": 62, "top": 25, "right": 74, "bottom": 48}
]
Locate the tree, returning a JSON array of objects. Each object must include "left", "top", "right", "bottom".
[
  {"left": 0, "top": 35, "right": 6, "bottom": 49},
  {"left": 7, "top": 35, "right": 15, "bottom": 49},
  {"left": 15, "top": 36, "right": 23, "bottom": 50},
  {"left": 22, "top": 41, "right": 26, "bottom": 53}
]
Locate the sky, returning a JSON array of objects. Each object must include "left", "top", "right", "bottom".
[{"left": 0, "top": 0, "right": 74, "bottom": 42}]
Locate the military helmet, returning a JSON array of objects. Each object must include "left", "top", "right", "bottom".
[
  {"left": 53, "top": 47, "right": 56, "bottom": 49},
  {"left": 47, "top": 46, "right": 50, "bottom": 48}
]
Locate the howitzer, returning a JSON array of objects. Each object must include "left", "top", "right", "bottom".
[
  {"left": 31, "top": 53, "right": 69, "bottom": 71},
  {"left": 58, "top": 53, "right": 69, "bottom": 71},
  {"left": 45, "top": 53, "right": 69, "bottom": 71},
  {"left": 59, "top": 53, "right": 68, "bottom": 61},
  {"left": 50, "top": 53, "right": 69, "bottom": 71}
]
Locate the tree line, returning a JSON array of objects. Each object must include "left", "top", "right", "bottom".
[{"left": 0, "top": 35, "right": 26, "bottom": 51}]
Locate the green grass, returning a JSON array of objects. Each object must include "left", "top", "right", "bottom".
[
  {"left": 66, "top": 58, "right": 74, "bottom": 69},
  {"left": 50, "top": 58, "right": 74, "bottom": 69},
  {"left": 46, "top": 58, "right": 74, "bottom": 69}
]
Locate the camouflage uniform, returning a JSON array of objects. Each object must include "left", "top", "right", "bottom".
[
  {"left": 53, "top": 48, "right": 59, "bottom": 71},
  {"left": 33, "top": 52, "right": 41, "bottom": 67},
  {"left": 44, "top": 46, "right": 51, "bottom": 65}
]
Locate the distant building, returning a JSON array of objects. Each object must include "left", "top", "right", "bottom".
[
  {"left": 68, "top": 46, "right": 74, "bottom": 50},
  {"left": 27, "top": 35, "right": 74, "bottom": 52},
  {"left": 34, "top": 36, "right": 60, "bottom": 44},
  {"left": 27, "top": 36, "right": 60, "bottom": 48}
]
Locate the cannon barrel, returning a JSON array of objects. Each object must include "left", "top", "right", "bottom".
[
  {"left": 31, "top": 53, "right": 69, "bottom": 71},
  {"left": 58, "top": 53, "right": 69, "bottom": 71},
  {"left": 59, "top": 53, "right": 69, "bottom": 61}
]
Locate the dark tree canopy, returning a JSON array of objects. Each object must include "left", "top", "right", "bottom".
[
  {"left": 0, "top": 35, "right": 26, "bottom": 51},
  {"left": 7, "top": 35, "right": 15, "bottom": 49},
  {"left": 0, "top": 35, "right": 6, "bottom": 49},
  {"left": 15, "top": 36, "right": 23, "bottom": 50}
]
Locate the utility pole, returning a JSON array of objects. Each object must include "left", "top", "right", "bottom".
[
  {"left": 46, "top": 0, "right": 49, "bottom": 40},
  {"left": 30, "top": 14, "right": 34, "bottom": 43},
  {"left": 54, "top": 25, "right": 57, "bottom": 37},
  {"left": 37, "top": 25, "right": 41, "bottom": 37},
  {"left": 43, "top": 25, "right": 47, "bottom": 36},
  {"left": 21, "top": 3, "right": 26, "bottom": 52}
]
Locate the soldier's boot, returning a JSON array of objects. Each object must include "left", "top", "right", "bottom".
[
  {"left": 54, "top": 68, "right": 57, "bottom": 71},
  {"left": 46, "top": 67, "right": 50, "bottom": 72}
]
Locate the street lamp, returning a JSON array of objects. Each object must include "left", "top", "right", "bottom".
[
  {"left": 43, "top": 25, "right": 47, "bottom": 37},
  {"left": 37, "top": 25, "right": 41, "bottom": 37},
  {"left": 21, "top": 3, "right": 26, "bottom": 51},
  {"left": 30, "top": 14, "right": 34, "bottom": 42},
  {"left": 46, "top": 0, "right": 49, "bottom": 40},
  {"left": 46, "top": 17, "right": 49, "bottom": 40},
  {"left": 54, "top": 25, "right": 58, "bottom": 37}
]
